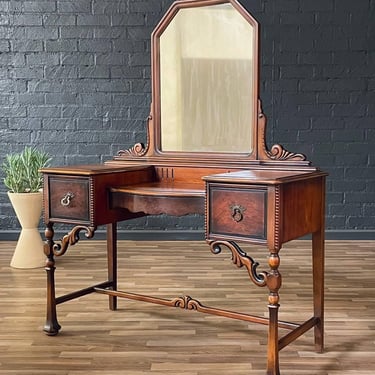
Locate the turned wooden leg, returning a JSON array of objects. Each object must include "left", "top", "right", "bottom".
[
  {"left": 266, "top": 251, "right": 281, "bottom": 375},
  {"left": 312, "top": 228, "right": 325, "bottom": 353},
  {"left": 43, "top": 223, "right": 61, "bottom": 335},
  {"left": 267, "top": 304, "right": 280, "bottom": 375},
  {"left": 107, "top": 222, "right": 118, "bottom": 311}
]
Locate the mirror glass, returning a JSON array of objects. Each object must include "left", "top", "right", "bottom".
[{"left": 159, "top": 3, "right": 256, "bottom": 153}]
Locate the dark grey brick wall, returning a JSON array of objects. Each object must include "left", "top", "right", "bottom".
[
  {"left": 253, "top": 0, "right": 375, "bottom": 233},
  {"left": 0, "top": 0, "right": 374, "bottom": 237}
]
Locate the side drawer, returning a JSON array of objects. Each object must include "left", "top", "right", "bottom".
[
  {"left": 207, "top": 183, "right": 267, "bottom": 241},
  {"left": 48, "top": 176, "right": 90, "bottom": 223}
]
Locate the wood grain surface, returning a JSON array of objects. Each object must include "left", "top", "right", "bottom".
[{"left": 0, "top": 240, "right": 373, "bottom": 374}]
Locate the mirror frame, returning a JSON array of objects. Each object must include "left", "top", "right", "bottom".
[
  {"left": 155, "top": 0, "right": 259, "bottom": 156},
  {"left": 153, "top": 0, "right": 259, "bottom": 160},
  {"left": 116, "top": 0, "right": 308, "bottom": 167}
]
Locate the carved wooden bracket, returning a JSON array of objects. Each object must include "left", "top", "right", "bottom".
[
  {"left": 117, "top": 111, "right": 152, "bottom": 157},
  {"left": 209, "top": 240, "right": 268, "bottom": 287},
  {"left": 52, "top": 225, "right": 97, "bottom": 257},
  {"left": 257, "top": 100, "right": 307, "bottom": 163},
  {"left": 117, "top": 142, "right": 147, "bottom": 157}
]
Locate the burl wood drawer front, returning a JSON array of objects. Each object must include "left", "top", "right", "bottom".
[
  {"left": 208, "top": 185, "right": 267, "bottom": 240},
  {"left": 49, "top": 177, "right": 90, "bottom": 222}
]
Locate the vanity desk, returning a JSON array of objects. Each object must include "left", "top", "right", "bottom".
[{"left": 41, "top": 1, "right": 327, "bottom": 374}]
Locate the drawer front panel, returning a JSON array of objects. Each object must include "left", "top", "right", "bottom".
[
  {"left": 49, "top": 177, "right": 90, "bottom": 222},
  {"left": 208, "top": 185, "right": 267, "bottom": 240}
]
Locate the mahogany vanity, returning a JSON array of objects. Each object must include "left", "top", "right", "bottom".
[{"left": 41, "top": 1, "right": 327, "bottom": 374}]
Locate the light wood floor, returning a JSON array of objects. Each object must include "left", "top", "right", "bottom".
[{"left": 0, "top": 239, "right": 374, "bottom": 374}]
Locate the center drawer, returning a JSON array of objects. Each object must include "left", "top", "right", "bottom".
[{"left": 207, "top": 184, "right": 267, "bottom": 241}]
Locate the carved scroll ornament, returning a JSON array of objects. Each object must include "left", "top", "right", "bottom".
[
  {"left": 257, "top": 100, "right": 307, "bottom": 162},
  {"left": 209, "top": 240, "right": 268, "bottom": 287},
  {"left": 51, "top": 225, "right": 96, "bottom": 257},
  {"left": 117, "top": 142, "right": 147, "bottom": 157},
  {"left": 117, "top": 112, "right": 152, "bottom": 157}
]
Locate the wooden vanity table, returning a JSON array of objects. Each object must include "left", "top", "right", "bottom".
[{"left": 41, "top": 1, "right": 327, "bottom": 374}]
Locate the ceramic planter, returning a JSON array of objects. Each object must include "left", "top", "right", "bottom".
[{"left": 8, "top": 191, "right": 45, "bottom": 268}]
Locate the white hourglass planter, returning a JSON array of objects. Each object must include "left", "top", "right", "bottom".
[{"left": 8, "top": 191, "right": 45, "bottom": 269}]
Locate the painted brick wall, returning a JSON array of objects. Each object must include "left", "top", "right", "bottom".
[
  {"left": 253, "top": 0, "right": 375, "bottom": 233},
  {"left": 0, "top": 0, "right": 374, "bottom": 237}
]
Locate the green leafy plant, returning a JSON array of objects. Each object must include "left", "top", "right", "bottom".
[{"left": 2, "top": 147, "right": 51, "bottom": 193}]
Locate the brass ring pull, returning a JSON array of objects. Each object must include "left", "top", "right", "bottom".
[
  {"left": 60, "top": 192, "right": 74, "bottom": 207},
  {"left": 230, "top": 204, "right": 246, "bottom": 223}
]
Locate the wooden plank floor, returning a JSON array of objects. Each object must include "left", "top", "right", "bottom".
[{"left": 0, "top": 239, "right": 374, "bottom": 374}]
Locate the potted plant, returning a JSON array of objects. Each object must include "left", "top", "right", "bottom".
[{"left": 2, "top": 146, "right": 51, "bottom": 268}]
